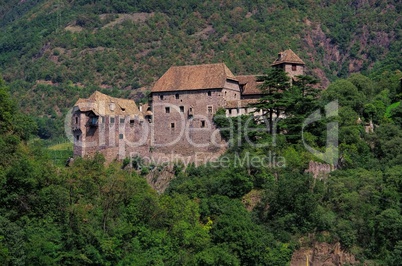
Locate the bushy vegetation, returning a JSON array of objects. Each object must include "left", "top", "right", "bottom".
[
  {"left": 2, "top": 62, "right": 402, "bottom": 264},
  {"left": 1, "top": 0, "right": 402, "bottom": 264},
  {"left": 169, "top": 69, "right": 402, "bottom": 264}
]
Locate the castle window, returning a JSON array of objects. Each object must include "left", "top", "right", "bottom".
[
  {"left": 119, "top": 134, "right": 123, "bottom": 139},
  {"left": 76, "top": 135, "right": 79, "bottom": 141},
  {"left": 175, "top": 93, "right": 179, "bottom": 99},
  {"left": 120, "top": 118, "right": 125, "bottom": 124},
  {"left": 207, "top": 105, "right": 213, "bottom": 114},
  {"left": 201, "top": 120, "right": 205, "bottom": 128},
  {"left": 101, "top": 117, "right": 105, "bottom": 123},
  {"left": 90, "top": 117, "right": 98, "bottom": 127},
  {"left": 188, "top": 107, "right": 194, "bottom": 118},
  {"left": 75, "top": 116, "right": 78, "bottom": 124},
  {"left": 171, "top": 123, "right": 175, "bottom": 129},
  {"left": 228, "top": 109, "right": 232, "bottom": 115},
  {"left": 180, "top": 106, "right": 184, "bottom": 112},
  {"left": 165, "top": 107, "right": 170, "bottom": 113},
  {"left": 110, "top": 117, "right": 115, "bottom": 124},
  {"left": 292, "top": 64, "right": 296, "bottom": 71},
  {"left": 130, "top": 119, "right": 135, "bottom": 126},
  {"left": 208, "top": 91, "right": 211, "bottom": 96},
  {"left": 160, "top": 95, "right": 164, "bottom": 100}
]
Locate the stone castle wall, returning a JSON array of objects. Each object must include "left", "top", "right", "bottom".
[
  {"left": 73, "top": 57, "right": 306, "bottom": 164},
  {"left": 283, "top": 64, "right": 304, "bottom": 80},
  {"left": 150, "top": 88, "right": 237, "bottom": 157}
]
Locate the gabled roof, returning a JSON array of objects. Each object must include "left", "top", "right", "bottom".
[
  {"left": 152, "top": 63, "right": 237, "bottom": 93},
  {"left": 237, "top": 75, "right": 264, "bottom": 95},
  {"left": 74, "top": 91, "right": 142, "bottom": 117},
  {"left": 271, "top": 49, "right": 305, "bottom": 66}
]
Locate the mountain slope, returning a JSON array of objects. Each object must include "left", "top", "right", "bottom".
[
  {"left": 1, "top": 0, "right": 400, "bottom": 85},
  {"left": 0, "top": 0, "right": 400, "bottom": 139}
]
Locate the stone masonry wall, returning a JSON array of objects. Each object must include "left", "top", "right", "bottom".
[
  {"left": 284, "top": 64, "right": 304, "bottom": 79},
  {"left": 151, "top": 88, "right": 236, "bottom": 157}
]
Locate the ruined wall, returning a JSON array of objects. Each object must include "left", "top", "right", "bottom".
[
  {"left": 72, "top": 110, "right": 84, "bottom": 157},
  {"left": 72, "top": 76, "right": 271, "bottom": 164},
  {"left": 73, "top": 112, "right": 152, "bottom": 162},
  {"left": 305, "top": 160, "right": 334, "bottom": 179}
]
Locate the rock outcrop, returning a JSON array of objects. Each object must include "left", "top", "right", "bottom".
[
  {"left": 305, "top": 160, "right": 334, "bottom": 180},
  {"left": 291, "top": 242, "right": 357, "bottom": 266}
]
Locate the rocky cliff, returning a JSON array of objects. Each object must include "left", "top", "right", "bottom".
[{"left": 291, "top": 242, "right": 357, "bottom": 266}]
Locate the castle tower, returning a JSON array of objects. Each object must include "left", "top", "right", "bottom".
[{"left": 271, "top": 49, "right": 305, "bottom": 80}]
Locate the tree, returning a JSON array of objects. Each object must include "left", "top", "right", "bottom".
[
  {"left": 0, "top": 76, "right": 15, "bottom": 135},
  {"left": 390, "top": 102, "right": 402, "bottom": 127},
  {"left": 281, "top": 75, "right": 321, "bottom": 142},
  {"left": 347, "top": 73, "right": 375, "bottom": 100},
  {"left": 374, "top": 209, "right": 402, "bottom": 253},
  {"left": 253, "top": 67, "right": 291, "bottom": 134},
  {"left": 321, "top": 79, "right": 365, "bottom": 113}
]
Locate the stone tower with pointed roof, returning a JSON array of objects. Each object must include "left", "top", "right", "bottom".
[{"left": 271, "top": 49, "right": 305, "bottom": 80}]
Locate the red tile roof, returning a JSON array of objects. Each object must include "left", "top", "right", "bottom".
[
  {"left": 271, "top": 49, "right": 305, "bottom": 66},
  {"left": 74, "top": 91, "right": 142, "bottom": 117},
  {"left": 237, "top": 75, "right": 264, "bottom": 95},
  {"left": 152, "top": 63, "right": 237, "bottom": 92}
]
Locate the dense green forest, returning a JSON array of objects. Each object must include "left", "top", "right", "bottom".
[
  {"left": 1, "top": 0, "right": 402, "bottom": 264},
  {"left": 2, "top": 66, "right": 402, "bottom": 264}
]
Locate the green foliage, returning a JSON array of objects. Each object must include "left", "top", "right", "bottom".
[
  {"left": 348, "top": 73, "right": 376, "bottom": 100},
  {"left": 321, "top": 79, "right": 365, "bottom": 113},
  {"left": 385, "top": 101, "right": 401, "bottom": 119},
  {"left": 0, "top": 0, "right": 400, "bottom": 141},
  {"left": 0, "top": 1, "right": 401, "bottom": 263},
  {"left": 253, "top": 68, "right": 291, "bottom": 134},
  {"left": 389, "top": 102, "right": 402, "bottom": 126},
  {"left": 0, "top": 76, "right": 16, "bottom": 135}
]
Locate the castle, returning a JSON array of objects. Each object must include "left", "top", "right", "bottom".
[{"left": 71, "top": 49, "right": 305, "bottom": 163}]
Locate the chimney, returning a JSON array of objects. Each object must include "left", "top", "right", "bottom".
[{"left": 109, "top": 102, "right": 115, "bottom": 111}]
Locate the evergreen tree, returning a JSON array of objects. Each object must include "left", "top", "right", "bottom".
[
  {"left": 282, "top": 75, "right": 320, "bottom": 143},
  {"left": 253, "top": 67, "right": 291, "bottom": 134}
]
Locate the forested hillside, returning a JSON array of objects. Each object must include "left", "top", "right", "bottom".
[
  {"left": 1, "top": 66, "right": 402, "bottom": 264},
  {"left": 1, "top": 0, "right": 402, "bottom": 265},
  {"left": 0, "top": 0, "right": 401, "bottom": 139}
]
